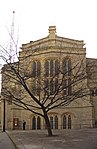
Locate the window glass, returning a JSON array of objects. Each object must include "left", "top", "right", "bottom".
[
  {"left": 63, "top": 115, "right": 66, "bottom": 129},
  {"left": 68, "top": 115, "right": 71, "bottom": 129},
  {"left": 55, "top": 115, "right": 58, "bottom": 129},
  {"left": 45, "top": 61, "right": 49, "bottom": 77},
  {"left": 55, "top": 78, "right": 58, "bottom": 92},
  {"left": 68, "top": 78, "right": 72, "bottom": 95},
  {"left": 68, "top": 60, "right": 71, "bottom": 76},
  {"left": 50, "top": 116, "right": 53, "bottom": 129},
  {"left": 62, "top": 60, "right": 67, "bottom": 75},
  {"left": 50, "top": 79, "right": 54, "bottom": 95},
  {"left": 91, "top": 90, "right": 94, "bottom": 96},
  {"left": 55, "top": 60, "right": 59, "bottom": 76},
  {"left": 95, "top": 89, "right": 97, "bottom": 96},
  {"left": 32, "top": 116, "right": 36, "bottom": 129},
  {"left": 32, "top": 61, "right": 36, "bottom": 77},
  {"left": 37, "top": 61, "right": 41, "bottom": 77},
  {"left": 50, "top": 60, "right": 53, "bottom": 77},
  {"left": 37, "top": 116, "right": 41, "bottom": 129},
  {"left": 62, "top": 79, "right": 67, "bottom": 95}
]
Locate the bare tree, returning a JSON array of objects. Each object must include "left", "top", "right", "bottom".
[{"left": 0, "top": 47, "right": 90, "bottom": 136}]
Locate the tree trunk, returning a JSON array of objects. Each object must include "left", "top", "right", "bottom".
[{"left": 43, "top": 111, "right": 53, "bottom": 136}]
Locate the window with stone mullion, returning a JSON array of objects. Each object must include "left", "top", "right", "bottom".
[{"left": 32, "top": 61, "right": 41, "bottom": 78}]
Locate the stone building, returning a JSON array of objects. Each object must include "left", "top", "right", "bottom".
[
  {"left": 1, "top": 26, "right": 97, "bottom": 130},
  {"left": 0, "top": 95, "right": 1, "bottom": 129}
]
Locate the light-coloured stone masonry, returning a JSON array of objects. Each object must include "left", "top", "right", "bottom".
[{"left": 1, "top": 26, "right": 96, "bottom": 130}]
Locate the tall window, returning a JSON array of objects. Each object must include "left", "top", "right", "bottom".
[
  {"left": 63, "top": 115, "right": 66, "bottom": 129},
  {"left": 62, "top": 60, "right": 67, "bottom": 75},
  {"left": 62, "top": 79, "right": 67, "bottom": 95},
  {"left": 32, "top": 79, "right": 40, "bottom": 96},
  {"left": 55, "top": 115, "right": 58, "bottom": 129},
  {"left": 62, "top": 59, "right": 72, "bottom": 96},
  {"left": 68, "top": 115, "right": 71, "bottom": 129},
  {"left": 55, "top": 78, "right": 58, "bottom": 92},
  {"left": 68, "top": 78, "right": 72, "bottom": 96},
  {"left": 95, "top": 89, "right": 97, "bottom": 96},
  {"left": 63, "top": 114, "right": 72, "bottom": 129},
  {"left": 44, "top": 60, "right": 59, "bottom": 95},
  {"left": 32, "top": 61, "right": 36, "bottom": 77},
  {"left": 50, "top": 116, "right": 53, "bottom": 129},
  {"left": 37, "top": 61, "right": 41, "bottom": 77},
  {"left": 32, "top": 116, "right": 41, "bottom": 130},
  {"left": 50, "top": 60, "right": 53, "bottom": 77},
  {"left": 68, "top": 60, "right": 71, "bottom": 76},
  {"left": 55, "top": 60, "right": 59, "bottom": 76},
  {"left": 32, "top": 61, "right": 41, "bottom": 96},
  {"left": 32, "top": 116, "right": 36, "bottom": 129},
  {"left": 37, "top": 116, "right": 41, "bottom": 129},
  {"left": 45, "top": 61, "right": 49, "bottom": 77},
  {"left": 32, "top": 61, "right": 41, "bottom": 77}
]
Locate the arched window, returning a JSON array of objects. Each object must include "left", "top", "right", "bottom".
[
  {"left": 37, "top": 116, "right": 41, "bottom": 129},
  {"left": 55, "top": 116, "right": 58, "bottom": 129},
  {"left": 32, "top": 116, "right": 36, "bottom": 130},
  {"left": 68, "top": 115, "right": 71, "bottom": 129},
  {"left": 63, "top": 115, "right": 66, "bottom": 129},
  {"left": 50, "top": 116, "right": 53, "bottom": 129}
]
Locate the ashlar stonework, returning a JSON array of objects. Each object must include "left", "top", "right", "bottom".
[{"left": 1, "top": 26, "right": 97, "bottom": 130}]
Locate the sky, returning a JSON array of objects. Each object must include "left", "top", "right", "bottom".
[
  {"left": 0, "top": 0, "right": 97, "bottom": 59},
  {"left": 0, "top": 0, "right": 97, "bottom": 61},
  {"left": 0, "top": 0, "right": 97, "bottom": 91}
]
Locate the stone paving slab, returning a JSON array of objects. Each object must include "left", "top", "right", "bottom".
[
  {"left": 7, "top": 128, "right": 97, "bottom": 149},
  {"left": 0, "top": 131, "right": 17, "bottom": 149}
]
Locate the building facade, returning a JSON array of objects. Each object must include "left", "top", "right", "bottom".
[{"left": 1, "top": 26, "right": 97, "bottom": 130}]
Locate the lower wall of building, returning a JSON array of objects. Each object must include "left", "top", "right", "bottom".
[{"left": 4, "top": 105, "right": 93, "bottom": 130}]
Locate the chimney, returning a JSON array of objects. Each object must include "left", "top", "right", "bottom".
[{"left": 48, "top": 26, "right": 56, "bottom": 39}]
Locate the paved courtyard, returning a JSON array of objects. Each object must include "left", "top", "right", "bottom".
[{"left": 7, "top": 128, "right": 97, "bottom": 149}]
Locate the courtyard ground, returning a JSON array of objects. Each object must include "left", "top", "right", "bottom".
[{"left": 7, "top": 128, "right": 97, "bottom": 149}]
